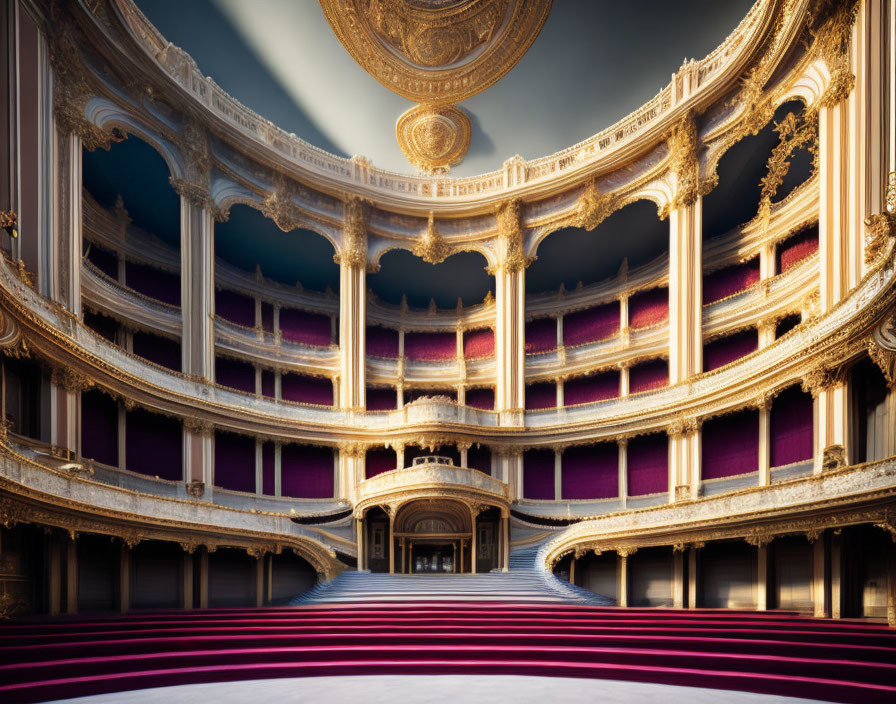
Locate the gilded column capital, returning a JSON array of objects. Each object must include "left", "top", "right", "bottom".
[
  {"left": 412, "top": 213, "right": 453, "bottom": 265},
  {"left": 183, "top": 417, "right": 214, "bottom": 437},
  {"left": 744, "top": 532, "right": 775, "bottom": 548},
  {"left": 664, "top": 111, "right": 700, "bottom": 215},
  {"left": 813, "top": 0, "right": 859, "bottom": 108},
  {"left": 492, "top": 199, "right": 532, "bottom": 273},
  {"left": 335, "top": 197, "right": 372, "bottom": 270},
  {"left": 575, "top": 179, "right": 617, "bottom": 232},
  {"left": 50, "top": 367, "right": 94, "bottom": 394},
  {"left": 800, "top": 364, "right": 837, "bottom": 397},
  {"left": 169, "top": 177, "right": 226, "bottom": 222}
]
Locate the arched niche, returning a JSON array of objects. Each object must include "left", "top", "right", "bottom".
[
  {"left": 368, "top": 249, "right": 494, "bottom": 309},
  {"left": 703, "top": 98, "right": 813, "bottom": 241},
  {"left": 526, "top": 199, "right": 667, "bottom": 294},
  {"left": 394, "top": 499, "right": 473, "bottom": 536},
  {"left": 214, "top": 204, "right": 340, "bottom": 292}
]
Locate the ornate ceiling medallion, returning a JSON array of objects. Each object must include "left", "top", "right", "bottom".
[
  {"left": 397, "top": 104, "right": 471, "bottom": 173},
  {"left": 320, "top": 0, "right": 552, "bottom": 171}
]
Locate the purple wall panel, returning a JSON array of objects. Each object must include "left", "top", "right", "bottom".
[
  {"left": 124, "top": 261, "right": 180, "bottom": 306},
  {"left": 80, "top": 390, "right": 118, "bottom": 467},
  {"left": 703, "top": 258, "right": 760, "bottom": 305},
  {"left": 132, "top": 331, "right": 180, "bottom": 372},
  {"left": 770, "top": 385, "right": 813, "bottom": 467},
  {"left": 703, "top": 329, "right": 758, "bottom": 371},
  {"left": 562, "top": 444, "right": 618, "bottom": 500},
  {"left": 281, "top": 373, "right": 333, "bottom": 406},
  {"left": 86, "top": 244, "right": 118, "bottom": 279},
  {"left": 365, "top": 447, "right": 396, "bottom": 478},
  {"left": 467, "top": 445, "right": 492, "bottom": 475},
  {"left": 627, "top": 434, "right": 668, "bottom": 496},
  {"left": 366, "top": 326, "right": 399, "bottom": 358},
  {"left": 405, "top": 331, "right": 456, "bottom": 361},
  {"left": 523, "top": 449, "right": 555, "bottom": 500},
  {"left": 214, "top": 433, "right": 255, "bottom": 493},
  {"left": 702, "top": 410, "right": 758, "bottom": 479},
  {"left": 262, "top": 442, "right": 275, "bottom": 495},
  {"left": 261, "top": 370, "right": 275, "bottom": 398},
  {"left": 126, "top": 409, "right": 182, "bottom": 481},
  {"left": 463, "top": 328, "right": 495, "bottom": 359},
  {"left": 776, "top": 226, "right": 819, "bottom": 273},
  {"left": 280, "top": 308, "right": 332, "bottom": 347},
  {"left": 525, "top": 381, "right": 557, "bottom": 410},
  {"left": 281, "top": 444, "right": 334, "bottom": 498},
  {"left": 563, "top": 302, "right": 620, "bottom": 347},
  {"left": 261, "top": 302, "right": 274, "bottom": 332},
  {"left": 629, "top": 288, "right": 669, "bottom": 329},
  {"left": 466, "top": 387, "right": 495, "bottom": 410},
  {"left": 525, "top": 317, "right": 557, "bottom": 353},
  {"left": 564, "top": 371, "right": 619, "bottom": 406},
  {"left": 629, "top": 359, "right": 668, "bottom": 393},
  {"left": 215, "top": 357, "right": 255, "bottom": 394},
  {"left": 215, "top": 289, "right": 255, "bottom": 327},
  {"left": 366, "top": 387, "right": 397, "bottom": 411}
]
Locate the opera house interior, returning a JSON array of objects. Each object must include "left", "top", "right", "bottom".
[{"left": 0, "top": 0, "right": 895, "bottom": 701}]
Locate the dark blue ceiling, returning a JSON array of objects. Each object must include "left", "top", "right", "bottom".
[{"left": 370, "top": 250, "right": 493, "bottom": 309}]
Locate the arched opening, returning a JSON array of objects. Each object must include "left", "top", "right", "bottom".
[{"left": 392, "top": 499, "right": 472, "bottom": 574}]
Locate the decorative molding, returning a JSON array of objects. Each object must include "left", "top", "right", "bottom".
[
  {"left": 493, "top": 199, "right": 531, "bottom": 273},
  {"left": 335, "top": 197, "right": 370, "bottom": 270},
  {"left": 575, "top": 180, "right": 617, "bottom": 232},
  {"left": 397, "top": 105, "right": 471, "bottom": 174},
  {"left": 413, "top": 213, "right": 453, "bottom": 265}
]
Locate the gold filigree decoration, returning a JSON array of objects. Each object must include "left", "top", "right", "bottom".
[
  {"left": 335, "top": 197, "right": 370, "bottom": 270},
  {"left": 413, "top": 213, "right": 453, "bottom": 264},
  {"left": 50, "top": 367, "right": 94, "bottom": 394},
  {"left": 492, "top": 199, "right": 531, "bottom": 273},
  {"left": 821, "top": 444, "right": 846, "bottom": 472},
  {"left": 864, "top": 213, "right": 896, "bottom": 266},
  {"left": 664, "top": 111, "right": 700, "bottom": 214},
  {"left": 757, "top": 109, "right": 818, "bottom": 221},
  {"left": 812, "top": 0, "right": 860, "bottom": 108},
  {"left": 575, "top": 180, "right": 617, "bottom": 231},
  {"left": 397, "top": 105, "right": 471, "bottom": 174},
  {"left": 261, "top": 182, "right": 304, "bottom": 233},
  {"left": 868, "top": 337, "right": 896, "bottom": 390}
]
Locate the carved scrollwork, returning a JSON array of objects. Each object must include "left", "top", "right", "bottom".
[
  {"left": 868, "top": 332, "right": 896, "bottom": 390},
  {"left": 261, "top": 181, "right": 305, "bottom": 233},
  {"left": 335, "top": 197, "right": 371, "bottom": 270},
  {"left": 0, "top": 308, "right": 28, "bottom": 359},
  {"left": 183, "top": 417, "right": 214, "bottom": 436},
  {"left": 664, "top": 111, "right": 700, "bottom": 214},
  {"left": 575, "top": 180, "right": 617, "bottom": 232},
  {"left": 744, "top": 532, "right": 774, "bottom": 548},
  {"left": 50, "top": 367, "right": 94, "bottom": 394},
  {"left": 813, "top": 0, "right": 860, "bottom": 108},
  {"left": 492, "top": 199, "right": 532, "bottom": 273},
  {"left": 821, "top": 444, "right": 846, "bottom": 472},
  {"left": 412, "top": 213, "right": 453, "bottom": 265},
  {"left": 801, "top": 364, "right": 835, "bottom": 397},
  {"left": 864, "top": 213, "right": 895, "bottom": 266}
]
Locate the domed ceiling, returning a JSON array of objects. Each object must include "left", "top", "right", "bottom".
[{"left": 134, "top": 0, "right": 753, "bottom": 176}]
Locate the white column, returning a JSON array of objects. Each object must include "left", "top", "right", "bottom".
[
  {"left": 668, "top": 197, "right": 702, "bottom": 384},
  {"left": 555, "top": 379, "right": 564, "bottom": 408},
  {"left": 338, "top": 258, "right": 366, "bottom": 409},
  {"left": 616, "top": 552, "right": 630, "bottom": 608},
  {"left": 758, "top": 399, "right": 771, "bottom": 486},
  {"left": 495, "top": 268, "right": 525, "bottom": 413},
  {"left": 619, "top": 362, "right": 630, "bottom": 397},
  {"left": 554, "top": 449, "right": 562, "bottom": 501},
  {"left": 255, "top": 440, "right": 263, "bottom": 496},
  {"left": 117, "top": 404, "right": 126, "bottom": 470},
  {"left": 669, "top": 423, "right": 700, "bottom": 503},
  {"left": 673, "top": 548, "right": 685, "bottom": 608},
  {"left": 618, "top": 440, "right": 628, "bottom": 509},
  {"left": 274, "top": 442, "right": 282, "bottom": 497}
]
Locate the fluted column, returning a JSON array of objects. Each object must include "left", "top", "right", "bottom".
[
  {"left": 494, "top": 200, "right": 527, "bottom": 417},
  {"left": 668, "top": 420, "right": 700, "bottom": 502},
  {"left": 337, "top": 199, "right": 368, "bottom": 410}
]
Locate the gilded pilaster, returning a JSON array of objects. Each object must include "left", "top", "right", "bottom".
[
  {"left": 336, "top": 198, "right": 368, "bottom": 410},
  {"left": 494, "top": 200, "right": 528, "bottom": 414}
]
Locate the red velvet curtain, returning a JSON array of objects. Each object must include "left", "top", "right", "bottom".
[
  {"left": 776, "top": 225, "right": 819, "bottom": 273},
  {"left": 525, "top": 381, "right": 557, "bottom": 410},
  {"left": 215, "top": 356, "right": 255, "bottom": 394},
  {"left": 629, "top": 287, "right": 669, "bottom": 329},
  {"left": 466, "top": 387, "right": 495, "bottom": 410},
  {"left": 564, "top": 371, "right": 619, "bottom": 406},
  {"left": 770, "top": 385, "right": 813, "bottom": 466},
  {"left": 281, "top": 373, "right": 333, "bottom": 406},
  {"left": 703, "top": 258, "right": 760, "bottom": 305},
  {"left": 281, "top": 444, "right": 333, "bottom": 498},
  {"left": 132, "top": 331, "right": 180, "bottom": 372},
  {"left": 405, "top": 331, "right": 457, "bottom": 361},
  {"left": 366, "top": 387, "right": 397, "bottom": 411},
  {"left": 215, "top": 289, "right": 255, "bottom": 328},
  {"left": 561, "top": 444, "right": 617, "bottom": 499},
  {"left": 703, "top": 329, "right": 758, "bottom": 371},
  {"left": 365, "top": 447, "right": 397, "bottom": 478},
  {"left": 124, "top": 261, "right": 180, "bottom": 306},
  {"left": 366, "top": 326, "right": 399, "bottom": 358},
  {"left": 463, "top": 328, "right": 495, "bottom": 359},
  {"left": 280, "top": 308, "right": 332, "bottom": 347},
  {"left": 525, "top": 317, "right": 557, "bottom": 353},
  {"left": 523, "top": 449, "right": 555, "bottom": 500},
  {"left": 627, "top": 433, "right": 668, "bottom": 496},
  {"left": 629, "top": 359, "right": 668, "bottom": 393},
  {"left": 563, "top": 302, "right": 620, "bottom": 347},
  {"left": 214, "top": 432, "right": 255, "bottom": 493},
  {"left": 126, "top": 408, "right": 182, "bottom": 481},
  {"left": 702, "top": 410, "right": 759, "bottom": 479}
]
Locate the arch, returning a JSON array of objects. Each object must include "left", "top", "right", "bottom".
[{"left": 394, "top": 499, "right": 473, "bottom": 535}]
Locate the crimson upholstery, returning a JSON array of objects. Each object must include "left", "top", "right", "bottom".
[
  {"left": 776, "top": 226, "right": 818, "bottom": 273},
  {"left": 463, "top": 328, "right": 494, "bottom": 359},
  {"left": 564, "top": 371, "right": 619, "bottom": 406},
  {"left": 280, "top": 308, "right": 332, "bottom": 348},
  {"left": 629, "top": 359, "right": 668, "bottom": 393},
  {"left": 125, "top": 409, "right": 182, "bottom": 481},
  {"left": 124, "top": 261, "right": 180, "bottom": 306},
  {"left": 563, "top": 302, "right": 620, "bottom": 347},
  {"left": 215, "top": 289, "right": 255, "bottom": 328},
  {"left": 629, "top": 288, "right": 668, "bottom": 329},
  {"left": 262, "top": 442, "right": 275, "bottom": 496},
  {"left": 366, "top": 387, "right": 397, "bottom": 411},
  {"left": 465, "top": 387, "right": 495, "bottom": 410},
  {"left": 561, "top": 443, "right": 617, "bottom": 500},
  {"left": 525, "top": 382, "right": 557, "bottom": 410},
  {"left": 467, "top": 445, "right": 492, "bottom": 475},
  {"left": 132, "top": 331, "right": 180, "bottom": 372},
  {"left": 770, "top": 385, "right": 813, "bottom": 467},
  {"left": 365, "top": 447, "right": 397, "bottom": 478},
  {"left": 281, "top": 373, "right": 333, "bottom": 406},
  {"left": 523, "top": 449, "right": 555, "bottom": 500},
  {"left": 703, "top": 258, "right": 760, "bottom": 305},
  {"left": 2, "top": 606, "right": 894, "bottom": 704},
  {"left": 703, "top": 329, "right": 758, "bottom": 372},
  {"left": 702, "top": 410, "right": 759, "bottom": 480},
  {"left": 525, "top": 317, "right": 557, "bottom": 353},
  {"left": 366, "top": 326, "right": 399, "bottom": 358},
  {"left": 404, "top": 331, "right": 456, "bottom": 361},
  {"left": 627, "top": 433, "right": 668, "bottom": 496},
  {"left": 281, "top": 445, "right": 333, "bottom": 499},
  {"left": 215, "top": 357, "right": 255, "bottom": 394},
  {"left": 214, "top": 432, "right": 255, "bottom": 493},
  {"left": 80, "top": 390, "right": 118, "bottom": 467}
]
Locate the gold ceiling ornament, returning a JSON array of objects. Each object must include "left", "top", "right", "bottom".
[{"left": 319, "top": 0, "right": 552, "bottom": 171}]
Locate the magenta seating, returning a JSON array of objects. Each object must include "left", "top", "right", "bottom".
[
  {"left": 703, "top": 258, "right": 760, "bottom": 305},
  {"left": 280, "top": 308, "right": 332, "bottom": 348},
  {"left": 525, "top": 382, "right": 556, "bottom": 410},
  {"left": 776, "top": 226, "right": 819, "bottom": 273},
  {"left": 463, "top": 328, "right": 495, "bottom": 359},
  {"left": 629, "top": 288, "right": 668, "bottom": 329},
  {"left": 770, "top": 385, "right": 813, "bottom": 467},
  {"left": 629, "top": 359, "right": 668, "bottom": 393},
  {"left": 124, "top": 261, "right": 180, "bottom": 306},
  {"left": 525, "top": 317, "right": 557, "bottom": 353},
  {"left": 564, "top": 371, "right": 619, "bottom": 406},
  {"left": 465, "top": 387, "right": 495, "bottom": 410},
  {"left": 561, "top": 444, "right": 617, "bottom": 499},
  {"left": 280, "top": 444, "right": 333, "bottom": 498},
  {"left": 703, "top": 329, "right": 758, "bottom": 372},
  {"left": 523, "top": 449, "right": 555, "bottom": 500},
  {"left": 627, "top": 434, "right": 668, "bottom": 496},
  {"left": 366, "top": 387, "right": 397, "bottom": 411},
  {"left": 563, "top": 302, "right": 620, "bottom": 347},
  {"left": 366, "top": 326, "right": 399, "bottom": 358},
  {"left": 365, "top": 447, "right": 397, "bottom": 477},
  {"left": 404, "top": 331, "right": 456, "bottom": 361},
  {"left": 702, "top": 410, "right": 759, "bottom": 480},
  {"left": 215, "top": 289, "right": 255, "bottom": 328},
  {"left": 2, "top": 605, "right": 893, "bottom": 704},
  {"left": 281, "top": 373, "right": 333, "bottom": 406}
]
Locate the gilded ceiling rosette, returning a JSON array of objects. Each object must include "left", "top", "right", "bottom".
[{"left": 319, "top": 0, "right": 553, "bottom": 172}]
